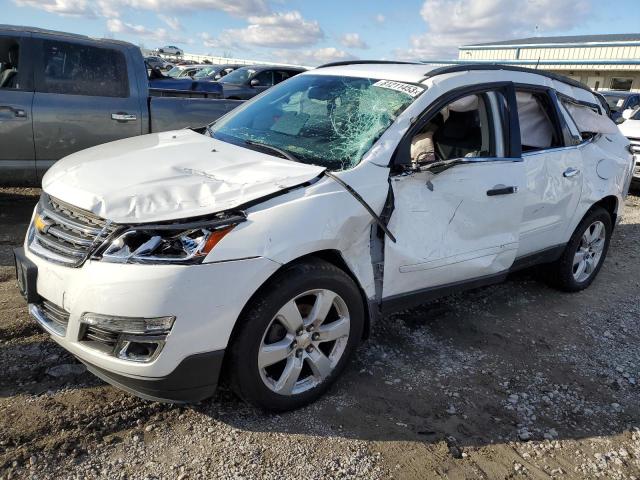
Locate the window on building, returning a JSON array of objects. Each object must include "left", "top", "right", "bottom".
[{"left": 610, "top": 77, "right": 633, "bottom": 91}]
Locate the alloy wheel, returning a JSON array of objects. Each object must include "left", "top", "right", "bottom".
[
  {"left": 572, "top": 220, "right": 606, "bottom": 283},
  {"left": 258, "top": 289, "right": 351, "bottom": 396}
]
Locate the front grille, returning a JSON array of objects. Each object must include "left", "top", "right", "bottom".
[{"left": 28, "top": 194, "right": 115, "bottom": 267}]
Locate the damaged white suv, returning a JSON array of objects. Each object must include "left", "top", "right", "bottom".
[{"left": 15, "top": 62, "right": 634, "bottom": 411}]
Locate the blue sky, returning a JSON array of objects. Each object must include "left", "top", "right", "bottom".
[{"left": 3, "top": 0, "right": 640, "bottom": 65}]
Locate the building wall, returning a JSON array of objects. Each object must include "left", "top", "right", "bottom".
[{"left": 458, "top": 43, "right": 640, "bottom": 92}]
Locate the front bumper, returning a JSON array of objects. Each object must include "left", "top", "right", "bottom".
[
  {"left": 80, "top": 350, "right": 225, "bottom": 403},
  {"left": 18, "top": 245, "right": 280, "bottom": 401}
]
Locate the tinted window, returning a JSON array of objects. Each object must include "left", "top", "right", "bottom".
[
  {"left": 37, "top": 40, "right": 129, "bottom": 97},
  {"left": 627, "top": 96, "right": 640, "bottom": 110},
  {"left": 0, "top": 36, "right": 25, "bottom": 90},
  {"left": 254, "top": 70, "right": 274, "bottom": 86}
]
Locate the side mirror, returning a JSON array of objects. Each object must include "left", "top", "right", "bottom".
[
  {"left": 250, "top": 78, "right": 260, "bottom": 87},
  {"left": 622, "top": 108, "right": 635, "bottom": 120},
  {"left": 615, "top": 116, "right": 626, "bottom": 125}
]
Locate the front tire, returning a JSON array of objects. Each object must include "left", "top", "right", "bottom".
[
  {"left": 545, "top": 207, "right": 612, "bottom": 292},
  {"left": 228, "top": 259, "right": 365, "bottom": 412}
]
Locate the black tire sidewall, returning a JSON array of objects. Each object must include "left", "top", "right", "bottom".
[
  {"left": 229, "top": 260, "right": 365, "bottom": 411},
  {"left": 556, "top": 207, "right": 612, "bottom": 291}
]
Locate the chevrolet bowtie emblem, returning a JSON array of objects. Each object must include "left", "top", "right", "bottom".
[{"left": 34, "top": 214, "right": 52, "bottom": 234}]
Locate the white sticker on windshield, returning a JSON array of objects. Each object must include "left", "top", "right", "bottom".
[
  {"left": 373, "top": 80, "right": 424, "bottom": 98},
  {"left": 617, "top": 99, "right": 625, "bottom": 107}
]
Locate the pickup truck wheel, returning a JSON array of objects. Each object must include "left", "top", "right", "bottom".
[
  {"left": 544, "top": 207, "right": 612, "bottom": 292},
  {"left": 228, "top": 259, "right": 364, "bottom": 412}
]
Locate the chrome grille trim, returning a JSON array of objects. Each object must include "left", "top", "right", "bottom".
[
  {"left": 28, "top": 300, "right": 70, "bottom": 337},
  {"left": 28, "top": 194, "right": 116, "bottom": 267}
]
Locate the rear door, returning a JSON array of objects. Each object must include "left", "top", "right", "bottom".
[
  {"left": 515, "top": 88, "right": 583, "bottom": 256},
  {"left": 31, "top": 37, "right": 142, "bottom": 179},
  {"left": 382, "top": 83, "right": 526, "bottom": 309},
  {"left": 0, "top": 32, "right": 35, "bottom": 185}
]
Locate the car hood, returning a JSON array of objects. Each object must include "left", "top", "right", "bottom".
[
  {"left": 42, "top": 130, "right": 325, "bottom": 224},
  {"left": 619, "top": 119, "right": 640, "bottom": 138}
]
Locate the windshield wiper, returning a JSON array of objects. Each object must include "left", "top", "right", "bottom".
[{"left": 244, "top": 139, "right": 299, "bottom": 163}]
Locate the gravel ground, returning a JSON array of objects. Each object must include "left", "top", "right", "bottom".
[{"left": 1, "top": 187, "right": 639, "bottom": 480}]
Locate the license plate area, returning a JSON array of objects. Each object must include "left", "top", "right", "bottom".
[{"left": 13, "top": 247, "right": 40, "bottom": 303}]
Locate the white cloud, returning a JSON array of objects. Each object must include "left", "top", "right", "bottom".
[
  {"left": 272, "top": 47, "right": 356, "bottom": 67},
  {"left": 374, "top": 13, "right": 385, "bottom": 24},
  {"left": 14, "top": 0, "right": 268, "bottom": 18},
  {"left": 340, "top": 33, "right": 368, "bottom": 49},
  {"left": 243, "top": 11, "right": 323, "bottom": 48},
  {"left": 158, "top": 14, "right": 182, "bottom": 31},
  {"left": 218, "top": 11, "right": 324, "bottom": 49},
  {"left": 107, "top": 18, "right": 186, "bottom": 44},
  {"left": 397, "top": 0, "right": 592, "bottom": 60},
  {"left": 13, "top": 0, "right": 92, "bottom": 16},
  {"left": 116, "top": 0, "right": 268, "bottom": 17}
]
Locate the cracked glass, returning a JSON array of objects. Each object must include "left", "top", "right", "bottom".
[{"left": 208, "top": 74, "right": 422, "bottom": 171}]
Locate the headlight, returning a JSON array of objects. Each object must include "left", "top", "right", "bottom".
[{"left": 99, "top": 216, "right": 243, "bottom": 264}]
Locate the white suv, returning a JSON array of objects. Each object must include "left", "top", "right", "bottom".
[{"left": 14, "top": 62, "right": 634, "bottom": 411}]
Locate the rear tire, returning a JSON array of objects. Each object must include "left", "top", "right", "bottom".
[
  {"left": 544, "top": 207, "right": 612, "bottom": 292},
  {"left": 228, "top": 259, "right": 365, "bottom": 412}
]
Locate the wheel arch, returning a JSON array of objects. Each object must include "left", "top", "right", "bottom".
[
  {"left": 226, "top": 250, "right": 373, "bottom": 354},
  {"left": 591, "top": 195, "right": 618, "bottom": 229}
]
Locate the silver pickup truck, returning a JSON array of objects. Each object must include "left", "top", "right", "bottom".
[{"left": 0, "top": 25, "right": 242, "bottom": 185}]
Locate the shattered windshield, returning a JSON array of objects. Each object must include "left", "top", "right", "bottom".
[{"left": 209, "top": 74, "right": 422, "bottom": 170}]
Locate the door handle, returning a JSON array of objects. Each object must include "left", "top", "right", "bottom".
[
  {"left": 486, "top": 185, "right": 518, "bottom": 196},
  {"left": 111, "top": 113, "right": 137, "bottom": 122},
  {"left": 563, "top": 167, "right": 580, "bottom": 178},
  {"left": 0, "top": 105, "right": 26, "bottom": 118}
]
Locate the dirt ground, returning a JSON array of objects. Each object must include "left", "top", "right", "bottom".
[{"left": 1, "top": 187, "right": 639, "bottom": 480}]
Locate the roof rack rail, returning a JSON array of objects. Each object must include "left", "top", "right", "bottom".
[
  {"left": 423, "top": 63, "right": 591, "bottom": 92},
  {"left": 316, "top": 60, "right": 424, "bottom": 69}
]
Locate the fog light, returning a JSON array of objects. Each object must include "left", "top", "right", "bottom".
[
  {"left": 80, "top": 313, "right": 175, "bottom": 363},
  {"left": 81, "top": 313, "right": 175, "bottom": 334}
]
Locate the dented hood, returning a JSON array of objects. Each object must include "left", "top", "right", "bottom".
[{"left": 42, "top": 130, "right": 325, "bottom": 223}]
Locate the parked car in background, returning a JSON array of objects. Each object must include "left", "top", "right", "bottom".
[
  {"left": 193, "top": 64, "right": 243, "bottom": 81},
  {"left": 599, "top": 90, "right": 640, "bottom": 123},
  {"left": 617, "top": 108, "right": 640, "bottom": 187},
  {"left": 14, "top": 62, "right": 633, "bottom": 411},
  {"left": 167, "top": 65, "right": 207, "bottom": 78},
  {"left": 218, "top": 65, "right": 306, "bottom": 99},
  {"left": 158, "top": 45, "right": 183, "bottom": 56},
  {"left": 147, "top": 66, "right": 223, "bottom": 96},
  {"left": 145, "top": 55, "right": 172, "bottom": 71},
  {"left": 0, "top": 25, "right": 242, "bottom": 185}
]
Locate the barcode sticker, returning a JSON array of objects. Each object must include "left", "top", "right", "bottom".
[{"left": 373, "top": 80, "right": 424, "bottom": 98}]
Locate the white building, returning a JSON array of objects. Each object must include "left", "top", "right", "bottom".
[{"left": 449, "top": 34, "right": 640, "bottom": 92}]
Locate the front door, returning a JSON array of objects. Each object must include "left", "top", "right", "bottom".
[
  {"left": 0, "top": 33, "right": 35, "bottom": 185},
  {"left": 31, "top": 37, "right": 142, "bottom": 180},
  {"left": 382, "top": 83, "right": 525, "bottom": 308}
]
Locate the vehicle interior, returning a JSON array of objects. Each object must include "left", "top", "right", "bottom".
[
  {"left": 0, "top": 37, "right": 20, "bottom": 89},
  {"left": 410, "top": 94, "right": 493, "bottom": 163}
]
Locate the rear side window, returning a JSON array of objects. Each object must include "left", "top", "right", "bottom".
[
  {"left": 36, "top": 40, "right": 129, "bottom": 97},
  {"left": 515, "top": 90, "right": 563, "bottom": 152}
]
